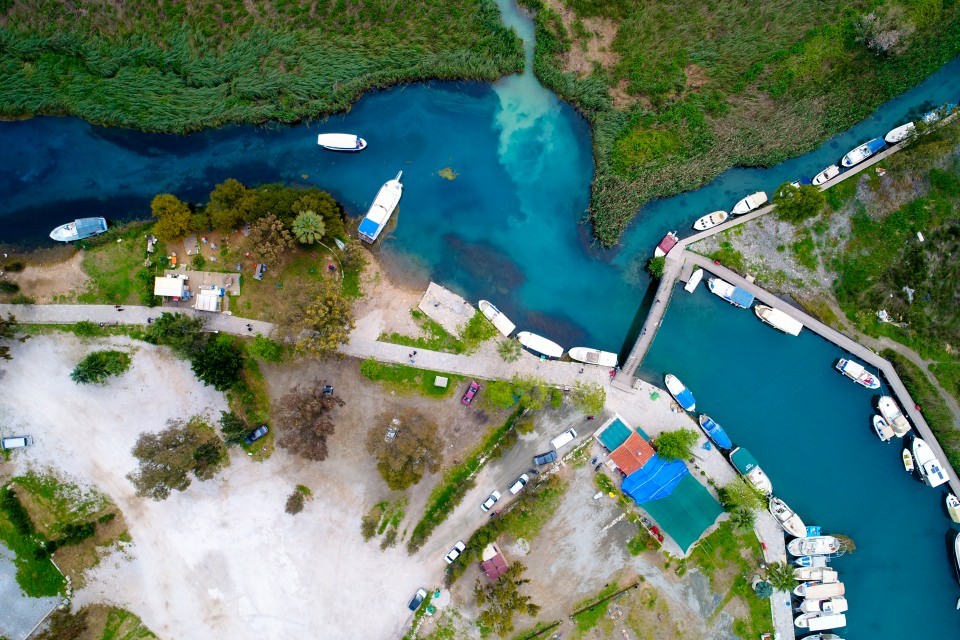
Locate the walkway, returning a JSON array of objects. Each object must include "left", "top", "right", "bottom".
[{"left": 754, "top": 512, "right": 795, "bottom": 640}]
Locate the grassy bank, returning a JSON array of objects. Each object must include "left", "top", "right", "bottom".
[
  {"left": 519, "top": 0, "right": 960, "bottom": 245},
  {"left": 0, "top": 1, "right": 522, "bottom": 132}
]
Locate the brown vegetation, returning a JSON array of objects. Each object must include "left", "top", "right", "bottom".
[{"left": 275, "top": 383, "right": 345, "bottom": 462}]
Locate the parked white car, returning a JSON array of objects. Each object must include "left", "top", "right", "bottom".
[
  {"left": 481, "top": 491, "right": 501, "bottom": 512},
  {"left": 444, "top": 541, "right": 466, "bottom": 564},
  {"left": 509, "top": 474, "right": 529, "bottom": 495}
]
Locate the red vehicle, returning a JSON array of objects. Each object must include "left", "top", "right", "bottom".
[{"left": 461, "top": 380, "right": 481, "bottom": 405}]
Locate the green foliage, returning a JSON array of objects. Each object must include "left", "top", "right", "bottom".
[
  {"left": 292, "top": 210, "right": 326, "bottom": 245},
  {"left": 773, "top": 183, "right": 826, "bottom": 223},
  {"left": 571, "top": 583, "right": 621, "bottom": 633},
  {"left": 70, "top": 350, "right": 131, "bottom": 384},
  {"left": 190, "top": 253, "right": 206, "bottom": 270},
  {"left": 358, "top": 358, "right": 462, "bottom": 398},
  {"left": 191, "top": 335, "right": 245, "bottom": 390},
  {"left": 78, "top": 222, "right": 162, "bottom": 305},
  {"left": 147, "top": 312, "right": 207, "bottom": 357},
  {"left": 249, "top": 335, "right": 283, "bottom": 362},
  {"left": 0, "top": 280, "right": 19, "bottom": 294},
  {"left": 474, "top": 562, "right": 541, "bottom": 636},
  {"left": 497, "top": 338, "right": 522, "bottom": 362},
  {"left": 293, "top": 277, "right": 355, "bottom": 356},
  {"left": 128, "top": 416, "right": 227, "bottom": 500},
  {"left": 570, "top": 381, "right": 606, "bottom": 415},
  {"left": 709, "top": 241, "right": 747, "bottom": 272},
  {"left": 652, "top": 427, "right": 698, "bottom": 461},
  {"left": 765, "top": 561, "right": 796, "bottom": 592},
  {"left": 461, "top": 311, "right": 499, "bottom": 351},
  {"left": 790, "top": 233, "right": 818, "bottom": 271},
  {"left": 381, "top": 310, "right": 465, "bottom": 353},
  {"left": 366, "top": 409, "right": 442, "bottom": 490},
  {"left": 0, "top": 312, "right": 22, "bottom": 360},
  {"left": 207, "top": 178, "right": 258, "bottom": 231},
  {"left": 285, "top": 490, "right": 306, "bottom": 515},
  {"left": 150, "top": 193, "right": 192, "bottom": 241},
  {"left": 729, "top": 506, "right": 756, "bottom": 533},
  {"left": 218, "top": 410, "right": 248, "bottom": 447},
  {"left": 754, "top": 581, "right": 773, "bottom": 599},
  {"left": 718, "top": 477, "right": 765, "bottom": 513},
  {"left": 0, "top": 487, "right": 65, "bottom": 596},
  {"left": 646, "top": 256, "right": 666, "bottom": 278}
]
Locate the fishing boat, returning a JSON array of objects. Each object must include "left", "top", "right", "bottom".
[
  {"left": 357, "top": 171, "right": 403, "bottom": 243},
  {"left": 912, "top": 437, "right": 949, "bottom": 487},
  {"left": 693, "top": 210, "right": 729, "bottom": 231},
  {"left": 729, "top": 447, "right": 773, "bottom": 495},
  {"left": 664, "top": 374, "right": 696, "bottom": 412},
  {"left": 731, "top": 191, "right": 768, "bottom": 215},
  {"left": 794, "top": 612, "right": 847, "bottom": 632},
  {"left": 788, "top": 536, "right": 840, "bottom": 557},
  {"left": 708, "top": 277, "right": 755, "bottom": 309},
  {"left": 794, "top": 555, "right": 829, "bottom": 568},
  {"left": 834, "top": 358, "right": 880, "bottom": 389},
  {"left": 953, "top": 531, "right": 960, "bottom": 584},
  {"left": 568, "top": 347, "right": 618, "bottom": 368},
  {"left": 698, "top": 415, "right": 732, "bottom": 450},
  {"left": 654, "top": 231, "right": 679, "bottom": 257},
  {"left": 49, "top": 217, "right": 108, "bottom": 242},
  {"left": 799, "top": 597, "right": 849, "bottom": 614},
  {"left": 902, "top": 449, "right": 914, "bottom": 473},
  {"left": 841, "top": 138, "right": 885, "bottom": 167},
  {"left": 946, "top": 494, "right": 960, "bottom": 524},
  {"left": 812, "top": 165, "right": 841, "bottom": 186},
  {"left": 794, "top": 581, "right": 845, "bottom": 599},
  {"left": 872, "top": 415, "right": 895, "bottom": 442},
  {"left": 316, "top": 133, "right": 367, "bottom": 152},
  {"left": 684, "top": 268, "right": 703, "bottom": 293},
  {"left": 878, "top": 396, "right": 912, "bottom": 437},
  {"left": 794, "top": 567, "right": 839, "bottom": 583},
  {"left": 516, "top": 331, "right": 564, "bottom": 359},
  {"left": 754, "top": 304, "right": 803, "bottom": 336},
  {"left": 884, "top": 122, "right": 916, "bottom": 144},
  {"left": 769, "top": 497, "right": 807, "bottom": 538},
  {"left": 478, "top": 300, "right": 516, "bottom": 337}
]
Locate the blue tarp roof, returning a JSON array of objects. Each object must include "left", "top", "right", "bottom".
[
  {"left": 358, "top": 218, "right": 380, "bottom": 236},
  {"left": 621, "top": 454, "right": 688, "bottom": 504},
  {"left": 597, "top": 418, "right": 632, "bottom": 451},
  {"left": 730, "top": 287, "right": 755, "bottom": 308}
]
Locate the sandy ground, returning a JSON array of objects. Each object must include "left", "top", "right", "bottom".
[{"left": 5, "top": 251, "right": 89, "bottom": 302}]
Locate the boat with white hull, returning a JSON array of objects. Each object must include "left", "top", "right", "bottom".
[
  {"left": 708, "top": 277, "right": 755, "bottom": 308},
  {"left": 49, "top": 217, "right": 108, "bottom": 242},
  {"left": 884, "top": 122, "right": 916, "bottom": 144},
  {"left": 693, "top": 210, "right": 729, "bottom": 230},
  {"left": 799, "top": 597, "right": 848, "bottom": 614},
  {"left": 795, "top": 612, "right": 847, "bottom": 631},
  {"left": 478, "top": 300, "right": 516, "bottom": 337},
  {"left": 568, "top": 347, "right": 617, "bottom": 368},
  {"left": 794, "top": 567, "right": 838, "bottom": 583},
  {"left": 358, "top": 171, "right": 403, "bottom": 243},
  {"left": 803, "top": 635, "right": 843, "bottom": 640},
  {"left": 754, "top": 304, "right": 803, "bottom": 336},
  {"left": 902, "top": 449, "right": 914, "bottom": 473},
  {"left": 835, "top": 358, "right": 880, "bottom": 389},
  {"left": 684, "top": 267, "right": 704, "bottom": 293},
  {"left": 946, "top": 494, "right": 960, "bottom": 524},
  {"left": 654, "top": 231, "right": 679, "bottom": 257},
  {"left": 769, "top": 497, "right": 806, "bottom": 538},
  {"left": 316, "top": 133, "right": 367, "bottom": 152},
  {"left": 794, "top": 581, "right": 845, "bottom": 599},
  {"left": 794, "top": 555, "right": 829, "bottom": 568},
  {"left": 698, "top": 415, "right": 732, "bottom": 450},
  {"left": 516, "top": 331, "right": 564, "bottom": 359},
  {"left": 664, "top": 374, "right": 696, "bottom": 412},
  {"left": 812, "top": 165, "right": 841, "bottom": 186},
  {"left": 953, "top": 531, "right": 960, "bottom": 584},
  {"left": 878, "top": 396, "right": 911, "bottom": 437},
  {"left": 731, "top": 191, "right": 767, "bottom": 215},
  {"left": 788, "top": 536, "right": 840, "bottom": 557},
  {"left": 912, "top": 437, "right": 949, "bottom": 487},
  {"left": 841, "top": 138, "right": 885, "bottom": 167},
  {"left": 729, "top": 447, "right": 773, "bottom": 495},
  {"left": 872, "top": 415, "right": 894, "bottom": 442}
]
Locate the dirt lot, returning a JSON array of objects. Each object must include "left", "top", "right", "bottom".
[{"left": 5, "top": 250, "right": 90, "bottom": 302}]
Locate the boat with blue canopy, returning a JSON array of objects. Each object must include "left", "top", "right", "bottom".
[
  {"left": 664, "top": 374, "right": 695, "bottom": 412},
  {"left": 698, "top": 414, "right": 732, "bottom": 450}
]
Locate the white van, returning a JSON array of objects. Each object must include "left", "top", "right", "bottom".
[
  {"left": 1, "top": 435, "right": 33, "bottom": 450},
  {"left": 550, "top": 429, "right": 577, "bottom": 451}
]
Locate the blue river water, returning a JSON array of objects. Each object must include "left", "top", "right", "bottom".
[{"left": 1, "top": 0, "right": 959, "bottom": 634}]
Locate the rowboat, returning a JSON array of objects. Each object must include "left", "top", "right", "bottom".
[
  {"left": 664, "top": 374, "right": 695, "bottom": 412},
  {"left": 478, "top": 300, "right": 516, "bottom": 337},
  {"left": 568, "top": 347, "right": 618, "bottom": 367},
  {"left": 516, "top": 331, "right": 564, "bottom": 359}
]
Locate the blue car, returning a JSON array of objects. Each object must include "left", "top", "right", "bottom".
[{"left": 244, "top": 425, "right": 269, "bottom": 445}]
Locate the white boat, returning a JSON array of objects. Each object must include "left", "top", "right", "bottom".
[
  {"left": 921, "top": 103, "right": 958, "bottom": 125},
  {"left": 884, "top": 122, "right": 916, "bottom": 144},
  {"left": 516, "top": 331, "right": 564, "bottom": 359},
  {"left": 769, "top": 497, "right": 807, "bottom": 538},
  {"left": 357, "top": 171, "right": 403, "bottom": 243},
  {"left": 794, "top": 581, "right": 845, "bottom": 599},
  {"left": 684, "top": 267, "right": 704, "bottom": 293},
  {"left": 794, "top": 555, "right": 829, "bottom": 568},
  {"left": 946, "top": 494, "right": 960, "bottom": 524},
  {"left": 664, "top": 374, "right": 696, "bottom": 412},
  {"left": 729, "top": 447, "right": 773, "bottom": 495},
  {"left": 316, "top": 133, "right": 367, "bottom": 152},
  {"left": 799, "top": 597, "right": 848, "bottom": 614},
  {"left": 478, "top": 300, "right": 516, "bottom": 337},
  {"left": 788, "top": 536, "right": 840, "bottom": 557},
  {"left": 708, "top": 277, "right": 755, "bottom": 308},
  {"left": 794, "top": 567, "right": 839, "bottom": 583},
  {"left": 872, "top": 415, "right": 894, "bottom": 442},
  {"left": 878, "top": 396, "right": 911, "bottom": 437},
  {"left": 835, "top": 358, "right": 880, "bottom": 389},
  {"left": 802, "top": 635, "right": 843, "bottom": 640},
  {"left": 902, "top": 449, "right": 914, "bottom": 473},
  {"left": 754, "top": 305, "right": 803, "bottom": 336},
  {"left": 693, "top": 210, "right": 729, "bottom": 231},
  {"left": 912, "top": 437, "right": 949, "bottom": 487},
  {"left": 795, "top": 612, "right": 847, "bottom": 631},
  {"left": 953, "top": 531, "right": 960, "bottom": 584},
  {"left": 841, "top": 138, "right": 885, "bottom": 167},
  {"left": 654, "top": 231, "right": 679, "bottom": 257},
  {"left": 731, "top": 191, "right": 768, "bottom": 215},
  {"left": 568, "top": 347, "right": 618, "bottom": 368},
  {"left": 812, "top": 164, "right": 841, "bottom": 186},
  {"left": 49, "top": 217, "right": 108, "bottom": 242}
]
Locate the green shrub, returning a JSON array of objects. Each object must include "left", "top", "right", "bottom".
[
  {"left": 70, "top": 350, "right": 131, "bottom": 384},
  {"left": 0, "top": 280, "right": 20, "bottom": 294},
  {"left": 250, "top": 335, "right": 283, "bottom": 362},
  {"left": 191, "top": 335, "right": 245, "bottom": 390}
]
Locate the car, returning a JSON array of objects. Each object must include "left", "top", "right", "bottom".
[
  {"left": 244, "top": 424, "right": 269, "bottom": 445},
  {"left": 480, "top": 490, "right": 501, "bottom": 512},
  {"left": 408, "top": 587, "right": 428, "bottom": 611},
  {"left": 444, "top": 540, "right": 466, "bottom": 564},
  {"left": 509, "top": 474, "right": 529, "bottom": 495},
  {"left": 461, "top": 380, "right": 481, "bottom": 405},
  {"left": 385, "top": 418, "right": 400, "bottom": 442},
  {"left": 0, "top": 435, "right": 33, "bottom": 450},
  {"left": 533, "top": 450, "right": 558, "bottom": 466}
]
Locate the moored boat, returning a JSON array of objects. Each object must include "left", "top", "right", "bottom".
[
  {"left": 729, "top": 447, "right": 773, "bottom": 495},
  {"left": 953, "top": 531, "right": 960, "bottom": 584},
  {"left": 684, "top": 267, "right": 703, "bottom": 293},
  {"left": 693, "top": 210, "right": 729, "bottom": 231},
  {"left": 795, "top": 612, "right": 847, "bottom": 632},
  {"left": 884, "top": 122, "right": 916, "bottom": 144},
  {"left": 834, "top": 358, "right": 880, "bottom": 389},
  {"left": 799, "top": 597, "right": 848, "bottom": 614},
  {"left": 794, "top": 567, "right": 839, "bottom": 583},
  {"left": 841, "top": 137, "right": 885, "bottom": 167},
  {"left": 794, "top": 581, "right": 845, "bottom": 599},
  {"left": 872, "top": 415, "right": 894, "bottom": 442},
  {"left": 788, "top": 535, "right": 840, "bottom": 557},
  {"left": 568, "top": 347, "right": 618, "bottom": 368},
  {"left": 478, "top": 300, "right": 516, "bottom": 337},
  {"left": 769, "top": 497, "right": 807, "bottom": 538},
  {"left": 946, "top": 494, "right": 960, "bottom": 524},
  {"left": 316, "top": 133, "right": 367, "bottom": 152},
  {"left": 878, "top": 396, "right": 911, "bottom": 437},
  {"left": 812, "top": 165, "right": 841, "bottom": 186},
  {"left": 358, "top": 171, "right": 403, "bottom": 243},
  {"left": 516, "top": 331, "right": 564, "bottom": 359},
  {"left": 698, "top": 415, "right": 732, "bottom": 450},
  {"left": 49, "top": 217, "right": 108, "bottom": 242},
  {"left": 731, "top": 191, "right": 768, "bottom": 215},
  {"left": 664, "top": 374, "right": 696, "bottom": 412},
  {"left": 794, "top": 555, "right": 829, "bottom": 568},
  {"left": 912, "top": 437, "right": 949, "bottom": 487},
  {"left": 902, "top": 449, "right": 914, "bottom": 473},
  {"left": 654, "top": 231, "right": 679, "bottom": 257},
  {"left": 921, "top": 103, "right": 958, "bottom": 124},
  {"left": 802, "top": 635, "right": 843, "bottom": 640},
  {"left": 708, "top": 277, "right": 755, "bottom": 309},
  {"left": 754, "top": 304, "right": 803, "bottom": 336}
]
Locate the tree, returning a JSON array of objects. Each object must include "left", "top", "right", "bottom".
[
  {"left": 754, "top": 581, "right": 773, "bottom": 599},
  {"left": 0, "top": 313, "right": 25, "bottom": 360},
  {"left": 294, "top": 277, "right": 355, "bottom": 356},
  {"left": 292, "top": 210, "right": 326, "bottom": 245},
  {"left": 497, "top": 338, "right": 522, "bottom": 363},
  {"left": 765, "top": 561, "right": 796, "bottom": 592},
  {"left": 772, "top": 182, "right": 826, "bottom": 223},
  {"left": 151, "top": 193, "right": 193, "bottom": 241},
  {"left": 571, "top": 381, "right": 606, "bottom": 415},
  {"left": 718, "top": 477, "right": 765, "bottom": 513},
  {"left": 219, "top": 410, "right": 248, "bottom": 446},
  {"left": 285, "top": 490, "right": 305, "bottom": 515},
  {"left": 854, "top": 5, "right": 914, "bottom": 56},
  {"left": 191, "top": 335, "right": 245, "bottom": 390},
  {"left": 365, "top": 409, "right": 442, "bottom": 490},
  {"left": 652, "top": 427, "right": 699, "bottom": 461},
  {"left": 244, "top": 213, "right": 295, "bottom": 263},
  {"left": 127, "top": 416, "right": 227, "bottom": 500},
  {"left": 33, "top": 607, "right": 90, "bottom": 640},
  {"left": 148, "top": 312, "right": 208, "bottom": 357},
  {"left": 275, "top": 383, "right": 344, "bottom": 461},
  {"left": 293, "top": 191, "right": 344, "bottom": 239},
  {"left": 207, "top": 178, "right": 259, "bottom": 231},
  {"left": 729, "top": 506, "right": 756, "bottom": 533},
  {"left": 474, "top": 562, "right": 540, "bottom": 636},
  {"left": 70, "top": 350, "right": 131, "bottom": 384},
  {"left": 646, "top": 255, "right": 666, "bottom": 278},
  {"left": 340, "top": 238, "right": 367, "bottom": 270}
]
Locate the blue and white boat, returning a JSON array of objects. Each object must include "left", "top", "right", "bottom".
[
  {"left": 49, "top": 217, "right": 108, "bottom": 242},
  {"left": 358, "top": 171, "right": 403, "bottom": 243},
  {"left": 841, "top": 138, "right": 885, "bottom": 167},
  {"left": 664, "top": 374, "right": 695, "bottom": 412},
  {"left": 698, "top": 414, "right": 732, "bottom": 449},
  {"left": 708, "top": 277, "right": 755, "bottom": 309},
  {"left": 835, "top": 358, "right": 880, "bottom": 389}
]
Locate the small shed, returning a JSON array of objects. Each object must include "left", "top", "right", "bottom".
[
  {"left": 480, "top": 543, "right": 508, "bottom": 581},
  {"left": 154, "top": 275, "right": 186, "bottom": 298}
]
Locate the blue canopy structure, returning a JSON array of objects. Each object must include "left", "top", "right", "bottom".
[{"left": 621, "top": 455, "right": 688, "bottom": 504}]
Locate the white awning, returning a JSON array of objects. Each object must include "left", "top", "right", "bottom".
[
  {"left": 154, "top": 276, "right": 185, "bottom": 297},
  {"left": 194, "top": 289, "right": 221, "bottom": 312}
]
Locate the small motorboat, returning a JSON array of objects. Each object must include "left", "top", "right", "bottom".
[
  {"left": 794, "top": 555, "right": 829, "bottom": 568},
  {"left": 946, "top": 494, "right": 960, "bottom": 524},
  {"left": 478, "top": 300, "right": 516, "bottom": 337},
  {"left": 655, "top": 231, "right": 679, "bottom": 257},
  {"left": 316, "top": 133, "right": 367, "bottom": 152},
  {"left": 731, "top": 191, "right": 768, "bottom": 215},
  {"left": 794, "top": 581, "right": 845, "bottom": 599},
  {"left": 802, "top": 635, "right": 844, "bottom": 640},
  {"left": 568, "top": 347, "right": 618, "bottom": 368},
  {"left": 812, "top": 165, "right": 841, "bottom": 186},
  {"left": 872, "top": 415, "right": 894, "bottom": 443},
  {"left": 902, "top": 449, "right": 914, "bottom": 473},
  {"left": 664, "top": 374, "right": 696, "bottom": 412},
  {"left": 684, "top": 268, "right": 703, "bottom": 293},
  {"left": 693, "top": 210, "right": 729, "bottom": 231},
  {"left": 794, "top": 612, "right": 846, "bottom": 631},
  {"left": 799, "top": 597, "right": 849, "bottom": 614},
  {"left": 729, "top": 447, "right": 773, "bottom": 495},
  {"left": 912, "top": 437, "right": 950, "bottom": 487},
  {"left": 769, "top": 496, "right": 807, "bottom": 538},
  {"left": 698, "top": 415, "right": 733, "bottom": 450},
  {"left": 708, "top": 277, "right": 755, "bottom": 308},
  {"left": 884, "top": 122, "right": 916, "bottom": 144},
  {"left": 49, "top": 216, "right": 108, "bottom": 242},
  {"left": 754, "top": 304, "right": 803, "bottom": 336},
  {"left": 954, "top": 531, "right": 960, "bottom": 585},
  {"left": 794, "top": 567, "right": 838, "bottom": 583},
  {"left": 841, "top": 137, "right": 885, "bottom": 167},
  {"left": 878, "top": 396, "right": 911, "bottom": 437},
  {"left": 835, "top": 358, "right": 880, "bottom": 389},
  {"left": 516, "top": 331, "right": 564, "bottom": 359},
  {"left": 357, "top": 171, "right": 403, "bottom": 243},
  {"left": 788, "top": 536, "right": 840, "bottom": 557}
]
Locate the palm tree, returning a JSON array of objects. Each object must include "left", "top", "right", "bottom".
[
  {"left": 292, "top": 210, "right": 325, "bottom": 245},
  {"left": 729, "top": 506, "right": 756, "bottom": 533},
  {"left": 765, "top": 561, "right": 796, "bottom": 592}
]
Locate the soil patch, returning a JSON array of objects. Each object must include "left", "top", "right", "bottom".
[{"left": 6, "top": 251, "right": 90, "bottom": 302}]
